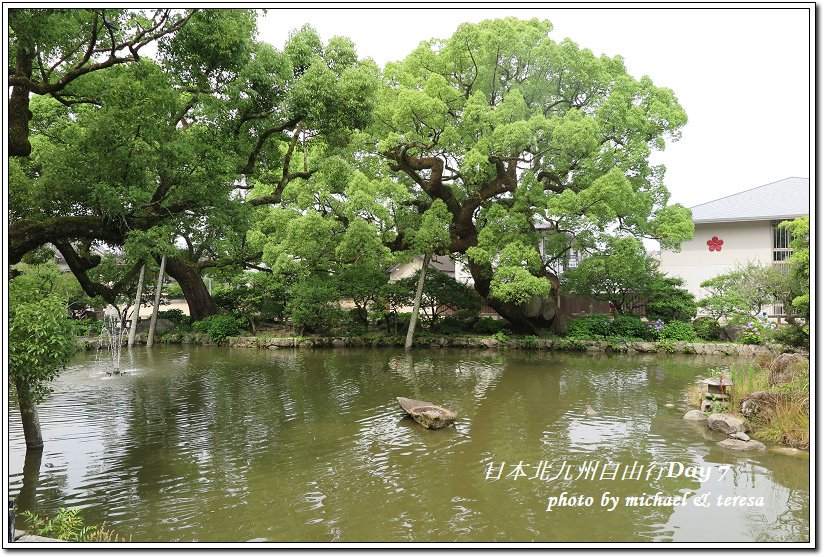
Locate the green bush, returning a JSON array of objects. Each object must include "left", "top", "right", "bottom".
[
  {"left": 69, "top": 318, "right": 100, "bottom": 337},
  {"left": 157, "top": 308, "right": 189, "bottom": 325},
  {"left": 658, "top": 321, "right": 697, "bottom": 342},
  {"left": 286, "top": 278, "right": 345, "bottom": 335},
  {"left": 645, "top": 275, "right": 698, "bottom": 322},
  {"left": 436, "top": 315, "right": 467, "bottom": 335},
  {"left": 554, "top": 338, "right": 587, "bottom": 351},
  {"left": 611, "top": 314, "right": 654, "bottom": 340},
  {"left": 472, "top": 316, "right": 506, "bottom": 335},
  {"left": 192, "top": 314, "right": 242, "bottom": 345},
  {"left": 344, "top": 310, "right": 369, "bottom": 336},
  {"left": 566, "top": 314, "right": 613, "bottom": 338},
  {"left": 770, "top": 323, "right": 810, "bottom": 348},
  {"left": 398, "top": 270, "right": 482, "bottom": 330},
  {"left": 492, "top": 330, "right": 508, "bottom": 343},
  {"left": 692, "top": 316, "right": 723, "bottom": 341}
]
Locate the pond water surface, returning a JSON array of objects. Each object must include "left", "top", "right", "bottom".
[{"left": 8, "top": 346, "right": 809, "bottom": 543}]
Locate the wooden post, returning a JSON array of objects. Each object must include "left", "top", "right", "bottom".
[
  {"left": 146, "top": 255, "right": 166, "bottom": 348},
  {"left": 405, "top": 253, "right": 431, "bottom": 350},
  {"left": 127, "top": 264, "right": 146, "bottom": 347}
]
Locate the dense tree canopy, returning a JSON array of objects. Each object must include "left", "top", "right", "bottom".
[
  {"left": 8, "top": 8, "right": 195, "bottom": 157},
  {"left": 9, "top": 11, "right": 379, "bottom": 320},
  {"left": 9, "top": 12, "right": 693, "bottom": 333},
  {"left": 371, "top": 17, "right": 692, "bottom": 331}
]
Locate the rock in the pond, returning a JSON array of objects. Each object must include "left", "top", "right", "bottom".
[
  {"left": 397, "top": 397, "right": 456, "bottom": 429},
  {"left": 683, "top": 410, "right": 707, "bottom": 421},
  {"left": 707, "top": 413, "right": 748, "bottom": 434},
  {"left": 730, "top": 431, "right": 750, "bottom": 441},
  {"left": 717, "top": 438, "right": 767, "bottom": 451},
  {"left": 585, "top": 405, "right": 598, "bottom": 416}
]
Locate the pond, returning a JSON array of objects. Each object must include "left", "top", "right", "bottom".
[{"left": 8, "top": 346, "right": 809, "bottom": 543}]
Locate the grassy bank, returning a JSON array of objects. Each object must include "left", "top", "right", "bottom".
[{"left": 693, "top": 354, "right": 810, "bottom": 449}]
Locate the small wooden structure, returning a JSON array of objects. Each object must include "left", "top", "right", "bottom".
[
  {"left": 397, "top": 397, "right": 456, "bottom": 429},
  {"left": 699, "top": 378, "right": 733, "bottom": 412}
]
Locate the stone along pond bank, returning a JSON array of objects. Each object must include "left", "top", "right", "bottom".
[{"left": 78, "top": 333, "right": 803, "bottom": 357}]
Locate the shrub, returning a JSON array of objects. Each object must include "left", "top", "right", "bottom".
[
  {"left": 398, "top": 269, "right": 482, "bottom": 330},
  {"left": 566, "top": 314, "right": 654, "bottom": 340},
  {"left": 611, "top": 314, "right": 654, "bottom": 340},
  {"left": 645, "top": 275, "right": 698, "bottom": 322},
  {"left": 492, "top": 330, "right": 508, "bottom": 343},
  {"left": 70, "top": 318, "right": 100, "bottom": 337},
  {"left": 157, "top": 308, "right": 189, "bottom": 325},
  {"left": 436, "top": 315, "right": 467, "bottom": 335},
  {"left": 566, "top": 314, "right": 612, "bottom": 338},
  {"left": 392, "top": 312, "right": 412, "bottom": 335},
  {"left": 344, "top": 310, "right": 369, "bottom": 336},
  {"left": 692, "top": 316, "right": 723, "bottom": 341},
  {"left": 770, "top": 323, "right": 810, "bottom": 348},
  {"left": 658, "top": 321, "right": 697, "bottom": 342},
  {"left": 192, "top": 314, "right": 242, "bottom": 345},
  {"left": 472, "top": 316, "right": 506, "bottom": 335},
  {"left": 285, "top": 278, "right": 345, "bottom": 335},
  {"left": 554, "top": 338, "right": 586, "bottom": 351}
]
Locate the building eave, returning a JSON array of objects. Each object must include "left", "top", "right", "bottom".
[{"left": 693, "top": 213, "right": 808, "bottom": 224}]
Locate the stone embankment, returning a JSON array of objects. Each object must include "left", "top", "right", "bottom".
[
  {"left": 77, "top": 333, "right": 802, "bottom": 357},
  {"left": 224, "top": 336, "right": 797, "bottom": 357}
]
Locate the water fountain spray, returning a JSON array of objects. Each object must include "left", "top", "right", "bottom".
[{"left": 98, "top": 314, "right": 127, "bottom": 374}]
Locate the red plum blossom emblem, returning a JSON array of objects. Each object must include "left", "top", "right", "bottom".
[{"left": 707, "top": 236, "right": 724, "bottom": 252}]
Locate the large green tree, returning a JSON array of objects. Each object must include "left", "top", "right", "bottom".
[
  {"left": 9, "top": 8, "right": 195, "bottom": 157},
  {"left": 10, "top": 13, "right": 379, "bottom": 321},
  {"left": 371, "top": 18, "right": 693, "bottom": 332}
]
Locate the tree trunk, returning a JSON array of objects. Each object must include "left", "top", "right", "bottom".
[
  {"left": 405, "top": 253, "right": 431, "bottom": 350},
  {"left": 164, "top": 256, "right": 219, "bottom": 322},
  {"left": 128, "top": 264, "right": 146, "bottom": 347},
  {"left": 147, "top": 255, "right": 167, "bottom": 348},
  {"left": 467, "top": 259, "right": 568, "bottom": 334},
  {"left": 13, "top": 377, "right": 43, "bottom": 450},
  {"left": 9, "top": 36, "right": 34, "bottom": 157}
]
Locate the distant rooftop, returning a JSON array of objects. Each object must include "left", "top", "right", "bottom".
[{"left": 691, "top": 177, "right": 809, "bottom": 223}]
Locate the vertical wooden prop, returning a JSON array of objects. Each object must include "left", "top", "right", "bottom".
[
  {"left": 405, "top": 253, "right": 431, "bottom": 350},
  {"left": 147, "top": 255, "right": 167, "bottom": 348},
  {"left": 127, "top": 264, "right": 146, "bottom": 347}
]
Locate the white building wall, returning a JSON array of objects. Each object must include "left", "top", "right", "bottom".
[
  {"left": 388, "top": 260, "right": 421, "bottom": 283},
  {"left": 659, "top": 220, "right": 773, "bottom": 298},
  {"left": 453, "top": 258, "right": 474, "bottom": 286}
]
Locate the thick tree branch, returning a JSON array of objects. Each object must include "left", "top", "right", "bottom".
[
  {"left": 240, "top": 116, "right": 302, "bottom": 175},
  {"left": 9, "top": 217, "right": 128, "bottom": 265},
  {"left": 53, "top": 240, "right": 143, "bottom": 305}
]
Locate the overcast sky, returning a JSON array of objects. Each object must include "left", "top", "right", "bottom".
[{"left": 257, "top": 5, "right": 812, "bottom": 209}]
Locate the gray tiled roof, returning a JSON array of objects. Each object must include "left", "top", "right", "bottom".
[{"left": 691, "top": 177, "right": 809, "bottom": 223}]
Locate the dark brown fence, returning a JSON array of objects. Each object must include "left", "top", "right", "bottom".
[{"left": 560, "top": 296, "right": 612, "bottom": 317}]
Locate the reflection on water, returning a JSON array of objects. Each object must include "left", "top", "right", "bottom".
[{"left": 8, "top": 347, "right": 809, "bottom": 543}]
